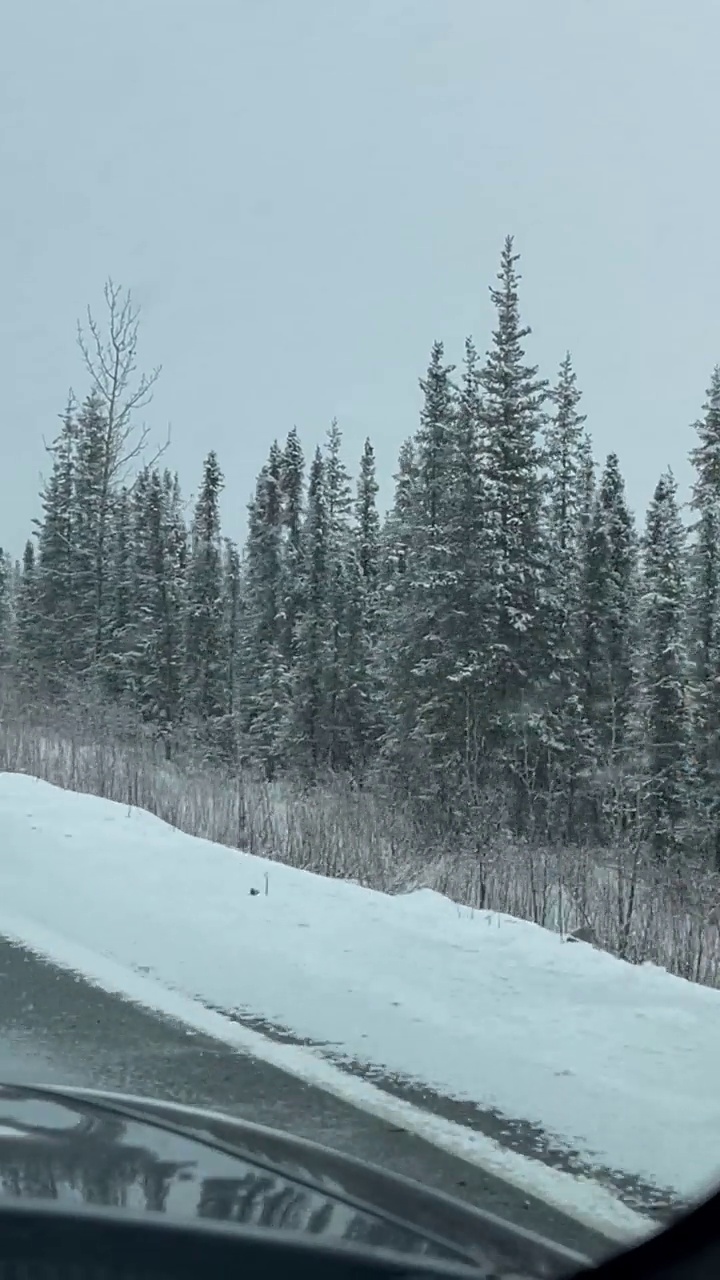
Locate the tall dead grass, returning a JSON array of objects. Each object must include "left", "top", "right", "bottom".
[{"left": 1, "top": 715, "right": 717, "bottom": 988}]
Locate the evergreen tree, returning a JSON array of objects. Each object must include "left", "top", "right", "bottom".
[
  {"left": 577, "top": 432, "right": 596, "bottom": 541},
  {"left": 32, "top": 405, "right": 82, "bottom": 687},
  {"left": 14, "top": 541, "right": 40, "bottom": 698},
  {"left": 481, "top": 237, "right": 548, "bottom": 728},
  {"left": 543, "top": 353, "right": 588, "bottom": 599},
  {"left": 131, "top": 468, "right": 166, "bottom": 725},
  {"left": 687, "top": 366, "right": 720, "bottom": 862},
  {"left": 238, "top": 443, "right": 287, "bottom": 777},
  {"left": 379, "top": 340, "right": 474, "bottom": 808},
  {"left": 184, "top": 452, "right": 227, "bottom": 740},
  {"left": 0, "top": 548, "right": 12, "bottom": 681},
  {"left": 100, "top": 486, "right": 134, "bottom": 702},
  {"left": 582, "top": 453, "right": 638, "bottom": 771},
  {"left": 128, "top": 468, "right": 186, "bottom": 751},
  {"left": 541, "top": 354, "right": 595, "bottom": 838},
  {"left": 291, "top": 447, "right": 329, "bottom": 769},
  {"left": 379, "top": 436, "right": 416, "bottom": 580},
  {"left": 443, "top": 336, "right": 494, "bottom": 782},
  {"left": 321, "top": 420, "right": 356, "bottom": 769},
  {"left": 640, "top": 470, "right": 690, "bottom": 857},
  {"left": 380, "top": 343, "right": 459, "bottom": 807},
  {"left": 355, "top": 438, "right": 381, "bottom": 583},
  {"left": 408, "top": 335, "right": 497, "bottom": 802},
  {"left": 375, "top": 438, "right": 418, "bottom": 775},
  {"left": 348, "top": 438, "right": 382, "bottom": 766},
  {"left": 221, "top": 537, "right": 242, "bottom": 761},
  {"left": 278, "top": 427, "right": 305, "bottom": 671},
  {"left": 416, "top": 341, "right": 456, "bottom": 538},
  {"left": 73, "top": 392, "right": 114, "bottom": 668}
]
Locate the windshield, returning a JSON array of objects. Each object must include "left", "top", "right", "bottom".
[{"left": 0, "top": 0, "right": 718, "bottom": 1271}]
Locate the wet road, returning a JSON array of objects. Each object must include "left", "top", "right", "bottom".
[{"left": 0, "top": 935, "right": 616, "bottom": 1261}]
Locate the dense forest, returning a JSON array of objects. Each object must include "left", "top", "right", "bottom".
[{"left": 1, "top": 238, "right": 720, "bottom": 980}]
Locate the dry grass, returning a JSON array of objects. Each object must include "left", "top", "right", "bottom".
[{"left": 1, "top": 714, "right": 718, "bottom": 988}]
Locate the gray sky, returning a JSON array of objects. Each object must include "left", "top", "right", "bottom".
[{"left": 1, "top": 0, "right": 718, "bottom": 557}]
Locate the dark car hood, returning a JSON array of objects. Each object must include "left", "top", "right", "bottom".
[{"left": 0, "top": 1083, "right": 587, "bottom": 1277}]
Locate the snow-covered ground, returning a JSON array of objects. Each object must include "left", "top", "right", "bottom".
[{"left": 1, "top": 772, "right": 719, "bottom": 1244}]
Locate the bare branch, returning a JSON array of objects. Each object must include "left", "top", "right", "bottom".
[{"left": 76, "top": 278, "right": 164, "bottom": 484}]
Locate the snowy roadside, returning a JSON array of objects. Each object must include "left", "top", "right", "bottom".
[{"left": 1, "top": 772, "right": 719, "bottom": 1243}]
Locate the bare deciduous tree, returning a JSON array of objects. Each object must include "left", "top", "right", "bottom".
[{"left": 76, "top": 278, "right": 168, "bottom": 481}]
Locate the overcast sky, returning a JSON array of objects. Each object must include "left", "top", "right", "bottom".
[{"left": 1, "top": 0, "right": 718, "bottom": 556}]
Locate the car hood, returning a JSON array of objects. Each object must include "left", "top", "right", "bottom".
[{"left": 0, "top": 1083, "right": 587, "bottom": 1277}]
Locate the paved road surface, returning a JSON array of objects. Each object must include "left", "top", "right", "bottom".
[{"left": 0, "top": 934, "right": 622, "bottom": 1261}]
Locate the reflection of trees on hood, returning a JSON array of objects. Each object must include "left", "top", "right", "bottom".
[
  {"left": 0, "top": 1110, "right": 187, "bottom": 1213},
  {"left": 198, "top": 1172, "right": 348, "bottom": 1240},
  {"left": 198, "top": 1171, "right": 310, "bottom": 1229},
  {"left": 197, "top": 1172, "right": 446, "bottom": 1260}
]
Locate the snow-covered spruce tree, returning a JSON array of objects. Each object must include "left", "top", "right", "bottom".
[
  {"left": 415, "top": 342, "right": 456, "bottom": 540},
  {"left": 356, "top": 438, "right": 381, "bottom": 584},
  {"left": 577, "top": 431, "right": 596, "bottom": 541},
  {"left": 31, "top": 404, "right": 83, "bottom": 692},
  {"left": 480, "top": 238, "right": 548, "bottom": 825},
  {"left": 129, "top": 468, "right": 166, "bottom": 727},
  {"left": 156, "top": 469, "right": 188, "bottom": 751},
  {"left": 99, "top": 485, "right": 135, "bottom": 704},
  {"left": 280, "top": 427, "right": 304, "bottom": 545},
  {"left": 409, "top": 334, "right": 498, "bottom": 813},
  {"left": 183, "top": 451, "right": 228, "bottom": 752},
  {"left": 123, "top": 465, "right": 151, "bottom": 701},
  {"left": 278, "top": 426, "right": 305, "bottom": 673},
  {"left": 318, "top": 419, "right": 359, "bottom": 771},
  {"left": 0, "top": 548, "right": 12, "bottom": 685},
  {"left": 540, "top": 353, "right": 595, "bottom": 840},
  {"left": 374, "top": 437, "right": 417, "bottom": 776},
  {"left": 220, "top": 537, "right": 242, "bottom": 763},
  {"left": 237, "top": 442, "right": 288, "bottom": 778},
  {"left": 72, "top": 392, "right": 115, "bottom": 668},
  {"left": 580, "top": 453, "right": 639, "bottom": 832},
  {"left": 278, "top": 419, "right": 359, "bottom": 773},
  {"left": 290, "top": 446, "right": 330, "bottom": 771},
  {"left": 126, "top": 467, "right": 186, "bottom": 754},
  {"left": 379, "top": 436, "right": 416, "bottom": 582},
  {"left": 687, "top": 366, "right": 720, "bottom": 864},
  {"left": 443, "top": 336, "right": 496, "bottom": 800},
  {"left": 162, "top": 468, "right": 189, "bottom": 602},
  {"left": 346, "top": 437, "right": 383, "bottom": 768},
  {"left": 380, "top": 342, "right": 459, "bottom": 811},
  {"left": 543, "top": 353, "right": 589, "bottom": 616},
  {"left": 639, "top": 470, "right": 691, "bottom": 859},
  {"left": 14, "top": 541, "right": 40, "bottom": 699}
]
